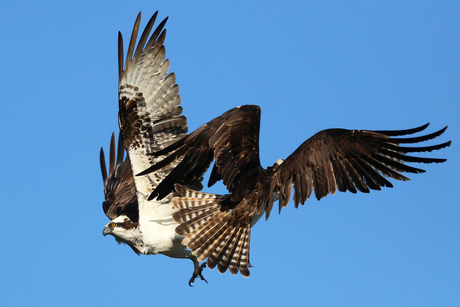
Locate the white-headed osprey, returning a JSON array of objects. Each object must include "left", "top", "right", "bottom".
[
  {"left": 139, "top": 105, "right": 451, "bottom": 277},
  {"left": 100, "top": 12, "right": 206, "bottom": 286}
]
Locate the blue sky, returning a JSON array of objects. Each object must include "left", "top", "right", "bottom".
[{"left": 1, "top": 1, "right": 458, "bottom": 306}]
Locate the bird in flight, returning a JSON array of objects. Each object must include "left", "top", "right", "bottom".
[
  {"left": 139, "top": 104, "right": 451, "bottom": 277},
  {"left": 100, "top": 11, "right": 207, "bottom": 286}
]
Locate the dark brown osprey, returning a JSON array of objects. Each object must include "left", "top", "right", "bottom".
[
  {"left": 138, "top": 104, "right": 451, "bottom": 277},
  {"left": 100, "top": 11, "right": 206, "bottom": 286}
]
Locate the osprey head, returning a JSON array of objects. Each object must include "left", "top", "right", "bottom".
[{"left": 103, "top": 215, "right": 142, "bottom": 254}]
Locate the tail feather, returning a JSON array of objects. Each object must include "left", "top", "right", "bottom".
[
  {"left": 172, "top": 184, "right": 252, "bottom": 277},
  {"left": 228, "top": 227, "right": 250, "bottom": 276},
  {"left": 208, "top": 226, "right": 238, "bottom": 269},
  {"left": 187, "top": 212, "right": 228, "bottom": 250},
  {"left": 175, "top": 206, "right": 219, "bottom": 239},
  {"left": 173, "top": 201, "right": 219, "bottom": 223},
  {"left": 210, "top": 226, "right": 239, "bottom": 271},
  {"left": 192, "top": 214, "right": 232, "bottom": 260}
]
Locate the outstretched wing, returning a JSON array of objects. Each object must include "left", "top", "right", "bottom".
[
  {"left": 272, "top": 124, "right": 451, "bottom": 217},
  {"left": 141, "top": 105, "right": 262, "bottom": 201},
  {"left": 100, "top": 132, "right": 138, "bottom": 222},
  {"left": 118, "top": 12, "right": 189, "bottom": 201},
  {"left": 167, "top": 123, "right": 450, "bottom": 277}
]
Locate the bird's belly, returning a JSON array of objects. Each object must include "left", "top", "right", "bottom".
[{"left": 139, "top": 219, "right": 183, "bottom": 255}]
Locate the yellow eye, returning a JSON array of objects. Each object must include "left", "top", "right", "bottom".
[{"left": 109, "top": 222, "right": 116, "bottom": 228}]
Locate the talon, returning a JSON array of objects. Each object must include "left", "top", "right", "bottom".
[{"left": 189, "top": 262, "right": 208, "bottom": 286}]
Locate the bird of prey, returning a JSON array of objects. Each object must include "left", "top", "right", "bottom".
[
  {"left": 138, "top": 104, "right": 451, "bottom": 277},
  {"left": 100, "top": 11, "right": 207, "bottom": 286}
]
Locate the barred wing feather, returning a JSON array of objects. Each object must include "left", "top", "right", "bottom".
[{"left": 118, "top": 12, "right": 189, "bottom": 205}]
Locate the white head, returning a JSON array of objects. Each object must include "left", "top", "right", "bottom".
[{"left": 103, "top": 215, "right": 142, "bottom": 254}]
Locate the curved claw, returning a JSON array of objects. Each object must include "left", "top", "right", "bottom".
[{"left": 189, "top": 262, "right": 208, "bottom": 287}]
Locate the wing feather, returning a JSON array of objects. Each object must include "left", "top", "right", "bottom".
[
  {"left": 145, "top": 105, "right": 262, "bottom": 200},
  {"left": 100, "top": 132, "right": 138, "bottom": 222},
  {"left": 118, "top": 12, "right": 189, "bottom": 207},
  {"left": 274, "top": 125, "right": 450, "bottom": 214}
]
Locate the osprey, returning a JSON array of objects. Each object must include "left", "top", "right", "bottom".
[
  {"left": 100, "top": 12, "right": 206, "bottom": 286},
  {"left": 139, "top": 105, "right": 451, "bottom": 277}
]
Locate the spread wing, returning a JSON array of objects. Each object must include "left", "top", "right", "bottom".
[
  {"left": 139, "top": 104, "right": 450, "bottom": 277},
  {"left": 271, "top": 124, "right": 451, "bottom": 217},
  {"left": 100, "top": 132, "right": 138, "bottom": 222},
  {"left": 118, "top": 12, "right": 191, "bottom": 203},
  {"left": 141, "top": 105, "right": 262, "bottom": 201}
]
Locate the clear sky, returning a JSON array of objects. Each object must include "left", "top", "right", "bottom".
[{"left": 1, "top": 1, "right": 458, "bottom": 306}]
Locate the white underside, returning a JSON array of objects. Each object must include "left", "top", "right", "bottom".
[
  {"left": 137, "top": 199, "right": 190, "bottom": 258},
  {"left": 126, "top": 146, "right": 191, "bottom": 258}
]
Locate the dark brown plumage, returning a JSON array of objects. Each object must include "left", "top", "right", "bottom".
[
  {"left": 138, "top": 104, "right": 450, "bottom": 277},
  {"left": 100, "top": 132, "right": 138, "bottom": 223}
]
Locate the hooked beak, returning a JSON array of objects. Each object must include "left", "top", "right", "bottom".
[{"left": 103, "top": 227, "right": 111, "bottom": 237}]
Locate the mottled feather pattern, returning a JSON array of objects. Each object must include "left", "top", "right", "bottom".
[
  {"left": 172, "top": 184, "right": 252, "bottom": 277},
  {"left": 118, "top": 13, "right": 190, "bottom": 200}
]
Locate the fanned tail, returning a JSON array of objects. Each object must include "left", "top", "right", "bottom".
[{"left": 172, "top": 184, "right": 252, "bottom": 277}]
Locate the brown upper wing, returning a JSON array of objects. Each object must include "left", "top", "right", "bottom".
[
  {"left": 100, "top": 133, "right": 138, "bottom": 222},
  {"left": 142, "top": 105, "right": 262, "bottom": 200},
  {"left": 272, "top": 124, "right": 450, "bottom": 217}
]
